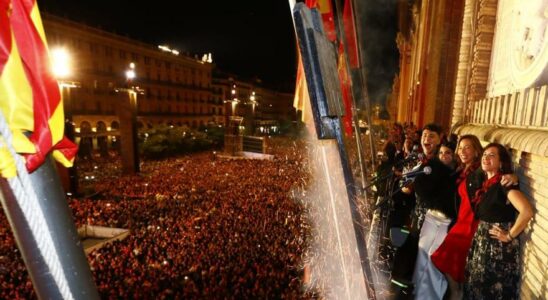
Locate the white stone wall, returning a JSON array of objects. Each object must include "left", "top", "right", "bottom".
[
  {"left": 487, "top": 0, "right": 548, "bottom": 97},
  {"left": 516, "top": 152, "right": 548, "bottom": 299},
  {"left": 488, "top": 3, "right": 548, "bottom": 296}
]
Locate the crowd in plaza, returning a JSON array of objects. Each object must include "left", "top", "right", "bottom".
[
  {"left": 0, "top": 139, "right": 315, "bottom": 299},
  {"left": 0, "top": 122, "right": 535, "bottom": 299}
]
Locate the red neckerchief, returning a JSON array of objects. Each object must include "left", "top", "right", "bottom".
[
  {"left": 471, "top": 172, "right": 502, "bottom": 211},
  {"left": 456, "top": 162, "right": 480, "bottom": 186}
]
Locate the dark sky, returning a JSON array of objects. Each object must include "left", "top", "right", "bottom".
[
  {"left": 358, "top": 0, "right": 399, "bottom": 107},
  {"left": 37, "top": 1, "right": 399, "bottom": 102},
  {"left": 38, "top": 0, "right": 298, "bottom": 91}
]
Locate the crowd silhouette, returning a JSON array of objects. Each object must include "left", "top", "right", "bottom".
[{"left": 0, "top": 139, "right": 315, "bottom": 299}]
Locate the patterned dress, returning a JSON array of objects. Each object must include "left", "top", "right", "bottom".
[
  {"left": 463, "top": 182, "right": 520, "bottom": 300},
  {"left": 464, "top": 221, "right": 520, "bottom": 299}
]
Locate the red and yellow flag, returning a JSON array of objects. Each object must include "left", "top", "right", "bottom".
[
  {"left": 342, "top": 0, "right": 359, "bottom": 68},
  {"left": 293, "top": 50, "right": 312, "bottom": 123},
  {"left": 0, "top": 0, "right": 77, "bottom": 175},
  {"left": 338, "top": 43, "right": 353, "bottom": 135}
]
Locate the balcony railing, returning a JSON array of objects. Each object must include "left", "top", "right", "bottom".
[{"left": 468, "top": 85, "right": 548, "bottom": 130}]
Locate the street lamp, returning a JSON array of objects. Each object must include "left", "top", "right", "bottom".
[
  {"left": 125, "top": 62, "right": 138, "bottom": 106},
  {"left": 117, "top": 62, "right": 140, "bottom": 174},
  {"left": 249, "top": 91, "right": 257, "bottom": 114},
  {"left": 51, "top": 47, "right": 71, "bottom": 79},
  {"left": 126, "top": 62, "right": 136, "bottom": 81},
  {"left": 232, "top": 98, "right": 239, "bottom": 115},
  {"left": 229, "top": 84, "right": 239, "bottom": 116},
  {"left": 247, "top": 91, "right": 259, "bottom": 135}
]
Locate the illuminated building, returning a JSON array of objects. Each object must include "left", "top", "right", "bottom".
[
  {"left": 42, "top": 13, "right": 219, "bottom": 149},
  {"left": 43, "top": 13, "right": 295, "bottom": 152}
]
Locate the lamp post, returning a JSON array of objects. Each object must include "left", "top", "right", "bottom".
[
  {"left": 117, "top": 62, "right": 140, "bottom": 174},
  {"left": 247, "top": 90, "right": 258, "bottom": 135},
  {"left": 223, "top": 83, "right": 244, "bottom": 156},
  {"left": 231, "top": 84, "right": 238, "bottom": 116},
  {"left": 223, "top": 84, "right": 239, "bottom": 128},
  {"left": 51, "top": 47, "right": 80, "bottom": 196},
  {"left": 249, "top": 91, "right": 257, "bottom": 115}
]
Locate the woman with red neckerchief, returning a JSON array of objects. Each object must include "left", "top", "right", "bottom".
[
  {"left": 430, "top": 135, "right": 483, "bottom": 299},
  {"left": 463, "top": 143, "right": 533, "bottom": 299}
]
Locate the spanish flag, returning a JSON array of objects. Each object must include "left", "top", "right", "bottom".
[
  {"left": 293, "top": 50, "right": 312, "bottom": 124},
  {"left": 0, "top": 0, "right": 77, "bottom": 175}
]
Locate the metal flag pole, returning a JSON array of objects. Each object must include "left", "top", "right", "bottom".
[
  {"left": 331, "top": 0, "right": 371, "bottom": 196},
  {"left": 0, "top": 114, "right": 99, "bottom": 300}
]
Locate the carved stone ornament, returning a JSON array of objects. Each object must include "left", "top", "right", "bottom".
[{"left": 511, "top": 0, "right": 548, "bottom": 88}]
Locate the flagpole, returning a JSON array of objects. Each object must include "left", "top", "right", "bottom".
[
  {"left": 348, "top": 0, "right": 377, "bottom": 171},
  {"left": 331, "top": 0, "right": 371, "bottom": 193},
  {"left": 330, "top": 1, "right": 376, "bottom": 297},
  {"left": 0, "top": 155, "right": 100, "bottom": 300},
  {"left": 0, "top": 178, "right": 64, "bottom": 299},
  {"left": 1, "top": 2, "right": 98, "bottom": 298}
]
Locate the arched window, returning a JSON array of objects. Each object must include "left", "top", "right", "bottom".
[
  {"left": 96, "top": 121, "right": 107, "bottom": 132},
  {"left": 80, "top": 121, "right": 92, "bottom": 133},
  {"left": 110, "top": 121, "right": 120, "bottom": 130}
]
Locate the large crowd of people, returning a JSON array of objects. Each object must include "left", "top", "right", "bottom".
[
  {"left": 0, "top": 138, "right": 315, "bottom": 299},
  {"left": 0, "top": 124, "right": 536, "bottom": 299}
]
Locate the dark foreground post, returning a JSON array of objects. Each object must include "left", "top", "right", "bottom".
[{"left": 0, "top": 155, "right": 99, "bottom": 300}]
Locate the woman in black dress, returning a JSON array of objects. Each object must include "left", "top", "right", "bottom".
[{"left": 464, "top": 143, "right": 534, "bottom": 299}]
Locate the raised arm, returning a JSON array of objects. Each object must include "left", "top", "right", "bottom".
[
  {"left": 500, "top": 174, "right": 518, "bottom": 187},
  {"left": 490, "top": 189, "right": 534, "bottom": 243}
]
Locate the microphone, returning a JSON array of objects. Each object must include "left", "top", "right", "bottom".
[{"left": 402, "top": 166, "right": 432, "bottom": 179}]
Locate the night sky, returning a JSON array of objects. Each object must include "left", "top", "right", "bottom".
[
  {"left": 38, "top": 0, "right": 298, "bottom": 91},
  {"left": 37, "top": 0, "right": 399, "bottom": 103}
]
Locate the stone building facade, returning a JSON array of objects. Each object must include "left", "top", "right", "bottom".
[
  {"left": 43, "top": 14, "right": 295, "bottom": 151},
  {"left": 43, "top": 14, "right": 219, "bottom": 132},
  {"left": 213, "top": 75, "right": 295, "bottom": 136}
]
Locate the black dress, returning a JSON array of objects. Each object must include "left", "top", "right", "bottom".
[{"left": 464, "top": 176, "right": 520, "bottom": 300}]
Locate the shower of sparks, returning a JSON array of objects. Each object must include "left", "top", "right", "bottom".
[
  {"left": 321, "top": 145, "right": 351, "bottom": 298},
  {"left": 290, "top": 127, "right": 398, "bottom": 299},
  {"left": 292, "top": 135, "right": 369, "bottom": 299}
]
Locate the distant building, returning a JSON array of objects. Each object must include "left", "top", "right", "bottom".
[
  {"left": 43, "top": 14, "right": 218, "bottom": 133},
  {"left": 43, "top": 13, "right": 295, "bottom": 152},
  {"left": 212, "top": 73, "right": 296, "bottom": 136}
]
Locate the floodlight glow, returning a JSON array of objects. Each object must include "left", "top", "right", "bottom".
[
  {"left": 51, "top": 47, "right": 71, "bottom": 78},
  {"left": 126, "top": 69, "right": 136, "bottom": 80}
]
